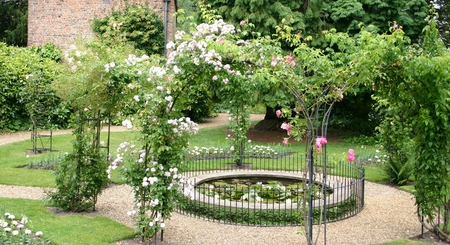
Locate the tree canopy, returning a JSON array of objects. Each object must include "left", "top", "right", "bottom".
[
  {"left": 0, "top": 0, "right": 27, "bottom": 46},
  {"left": 433, "top": 0, "right": 450, "bottom": 47},
  {"left": 201, "top": 0, "right": 429, "bottom": 45}
]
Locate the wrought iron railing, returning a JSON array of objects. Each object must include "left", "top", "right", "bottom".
[{"left": 177, "top": 154, "right": 364, "bottom": 226}]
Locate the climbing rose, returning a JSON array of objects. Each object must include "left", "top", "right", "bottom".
[
  {"left": 347, "top": 149, "right": 355, "bottom": 162},
  {"left": 280, "top": 123, "right": 292, "bottom": 134},
  {"left": 285, "top": 54, "right": 296, "bottom": 66},
  {"left": 276, "top": 110, "right": 282, "bottom": 117},
  {"left": 315, "top": 137, "right": 327, "bottom": 149}
]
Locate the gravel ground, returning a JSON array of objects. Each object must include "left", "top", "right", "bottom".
[{"left": 0, "top": 114, "right": 441, "bottom": 245}]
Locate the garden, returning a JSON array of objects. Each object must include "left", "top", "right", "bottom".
[
  {"left": 2, "top": 3, "right": 450, "bottom": 245},
  {"left": 0, "top": 116, "right": 431, "bottom": 245}
]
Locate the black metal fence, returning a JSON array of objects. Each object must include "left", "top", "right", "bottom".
[{"left": 177, "top": 153, "right": 365, "bottom": 226}]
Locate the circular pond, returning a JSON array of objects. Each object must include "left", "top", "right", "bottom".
[
  {"left": 197, "top": 175, "right": 332, "bottom": 204},
  {"left": 189, "top": 171, "right": 349, "bottom": 210}
]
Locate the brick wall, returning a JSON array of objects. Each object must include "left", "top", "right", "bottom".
[{"left": 28, "top": 0, "right": 177, "bottom": 50}]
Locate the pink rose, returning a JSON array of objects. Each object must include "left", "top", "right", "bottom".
[
  {"left": 347, "top": 149, "right": 355, "bottom": 162},
  {"left": 276, "top": 110, "right": 282, "bottom": 117},
  {"left": 315, "top": 137, "right": 327, "bottom": 149},
  {"left": 280, "top": 122, "right": 292, "bottom": 135},
  {"left": 315, "top": 138, "right": 322, "bottom": 149},
  {"left": 347, "top": 154, "right": 355, "bottom": 162}
]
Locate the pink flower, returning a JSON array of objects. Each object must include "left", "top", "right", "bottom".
[
  {"left": 315, "top": 139, "right": 322, "bottom": 149},
  {"left": 285, "top": 54, "right": 296, "bottom": 67},
  {"left": 348, "top": 149, "right": 354, "bottom": 155},
  {"left": 283, "top": 138, "right": 289, "bottom": 145},
  {"left": 315, "top": 137, "right": 327, "bottom": 149},
  {"left": 212, "top": 75, "right": 218, "bottom": 81},
  {"left": 280, "top": 122, "right": 292, "bottom": 135},
  {"left": 276, "top": 110, "right": 282, "bottom": 117},
  {"left": 271, "top": 55, "right": 277, "bottom": 67},
  {"left": 347, "top": 149, "right": 355, "bottom": 162}
]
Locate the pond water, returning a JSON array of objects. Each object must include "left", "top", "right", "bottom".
[{"left": 196, "top": 176, "right": 332, "bottom": 204}]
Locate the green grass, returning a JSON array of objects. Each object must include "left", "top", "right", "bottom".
[
  {"left": 0, "top": 124, "right": 422, "bottom": 245},
  {"left": 0, "top": 198, "right": 135, "bottom": 245}
]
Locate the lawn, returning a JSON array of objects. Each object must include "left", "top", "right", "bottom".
[{"left": 0, "top": 122, "right": 421, "bottom": 245}]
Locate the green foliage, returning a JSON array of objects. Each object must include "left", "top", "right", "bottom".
[
  {"left": 0, "top": 43, "right": 64, "bottom": 132},
  {"left": 204, "top": 0, "right": 429, "bottom": 46},
  {"left": 180, "top": 83, "right": 214, "bottom": 122},
  {"left": 49, "top": 40, "right": 137, "bottom": 213},
  {"left": 330, "top": 86, "right": 379, "bottom": 135},
  {"left": 434, "top": 0, "right": 450, "bottom": 47},
  {"left": 27, "top": 153, "right": 64, "bottom": 170},
  {"left": 93, "top": 5, "right": 165, "bottom": 55},
  {"left": 358, "top": 18, "right": 450, "bottom": 239},
  {"left": 48, "top": 112, "right": 109, "bottom": 212},
  {"left": 52, "top": 39, "right": 137, "bottom": 117},
  {"left": 30, "top": 43, "right": 64, "bottom": 62},
  {"left": 0, "top": 0, "right": 27, "bottom": 47},
  {"left": 179, "top": 194, "right": 358, "bottom": 225},
  {"left": 375, "top": 108, "right": 414, "bottom": 185}
]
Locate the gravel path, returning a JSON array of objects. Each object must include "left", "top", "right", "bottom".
[{"left": 0, "top": 114, "right": 431, "bottom": 245}]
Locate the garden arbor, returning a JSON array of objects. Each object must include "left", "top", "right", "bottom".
[{"left": 96, "top": 19, "right": 368, "bottom": 244}]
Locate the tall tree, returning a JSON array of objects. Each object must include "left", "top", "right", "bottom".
[
  {"left": 200, "top": 0, "right": 429, "bottom": 134},
  {"left": 204, "top": 0, "right": 429, "bottom": 45},
  {"left": 433, "top": 0, "right": 450, "bottom": 47},
  {"left": 0, "top": 0, "right": 27, "bottom": 46}
]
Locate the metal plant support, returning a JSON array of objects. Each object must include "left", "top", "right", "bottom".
[
  {"left": 291, "top": 87, "right": 335, "bottom": 245},
  {"left": 84, "top": 112, "right": 111, "bottom": 161},
  {"left": 29, "top": 68, "right": 55, "bottom": 154}
]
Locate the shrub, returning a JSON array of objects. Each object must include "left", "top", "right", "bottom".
[
  {"left": 93, "top": 5, "right": 165, "bottom": 55},
  {"left": 47, "top": 113, "right": 109, "bottom": 212},
  {"left": 0, "top": 42, "right": 68, "bottom": 132}
]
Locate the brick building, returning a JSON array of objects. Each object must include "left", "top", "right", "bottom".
[{"left": 27, "top": 0, "right": 177, "bottom": 50}]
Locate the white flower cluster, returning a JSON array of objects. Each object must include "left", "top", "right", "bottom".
[
  {"left": 0, "top": 212, "right": 43, "bottom": 239},
  {"left": 246, "top": 145, "right": 279, "bottom": 157},
  {"left": 181, "top": 178, "right": 195, "bottom": 200},
  {"left": 167, "top": 21, "right": 232, "bottom": 64},
  {"left": 107, "top": 154, "right": 122, "bottom": 178},
  {"left": 193, "top": 19, "right": 235, "bottom": 40},
  {"left": 367, "top": 149, "right": 388, "bottom": 164},
  {"left": 107, "top": 142, "right": 136, "bottom": 178},
  {"left": 142, "top": 176, "right": 158, "bottom": 187},
  {"left": 188, "top": 146, "right": 227, "bottom": 157},
  {"left": 148, "top": 66, "right": 166, "bottom": 78},
  {"left": 104, "top": 62, "right": 115, "bottom": 72},
  {"left": 63, "top": 47, "right": 86, "bottom": 72},
  {"left": 148, "top": 212, "right": 165, "bottom": 229},
  {"left": 188, "top": 144, "right": 283, "bottom": 159},
  {"left": 121, "top": 119, "right": 133, "bottom": 129},
  {"left": 124, "top": 54, "right": 149, "bottom": 66},
  {"left": 167, "top": 117, "right": 199, "bottom": 137}
]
